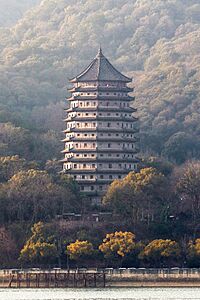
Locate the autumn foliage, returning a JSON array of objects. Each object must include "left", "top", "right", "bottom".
[{"left": 99, "top": 231, "right": 136, "bottom": 258}]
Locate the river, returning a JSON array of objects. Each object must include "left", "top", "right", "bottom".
[{"left": 0, "top": 287, "right": 200, "bottom": 300}]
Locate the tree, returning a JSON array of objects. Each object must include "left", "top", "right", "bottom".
[
  {"left": 0, "top": 227, "right": 17, "bottom": 268},
  {"left": 141, "top": 156, "right": 174, "bottom": 176},
  {"left": 66, "top": 240, "right": 94, "bottom": 261},
  {"left": 1, "top": 169, "right": 69, "bottom": 222},
  {"left": 139, "top": 239, "right": 181, "bottom": 267},
  {"left": 175, "top": 162, "right": 200, "bottom": 232},
  {"left": 187, "top": 239, "right": 200, "bottom": 267},
  {"left": 99, "top": 231, "right": 136, "bottom": 259},
  {"left": 19, "top": 222, "right": 58, "bottom": 265},
  {"left": 0, "top": 155, "right": 37, "bottom": 182},
  {"left": 103, "top": 168, "right": 170, "bottom": 225},
  {"left": 162, "top": 132, "right": 200, "bottom": 164}
]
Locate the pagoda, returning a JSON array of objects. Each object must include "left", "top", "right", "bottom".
[{"left": 62, "top": 49, "right": 138, "bottom": 204}]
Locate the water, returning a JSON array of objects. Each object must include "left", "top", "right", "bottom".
[{"left": 0, "top": 288, "right": 200, "bottom": 300}]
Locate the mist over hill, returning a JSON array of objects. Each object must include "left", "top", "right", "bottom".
[
  {"left": 0, "top": 0, "right": 41, "bottom": 27},
  {"left": 1, "top": 0, "right": 200, "bottom": 162}
]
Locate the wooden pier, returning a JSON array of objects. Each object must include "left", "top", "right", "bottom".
[{"left": 3, "top": 271, "right": 106, "bottom": 288}]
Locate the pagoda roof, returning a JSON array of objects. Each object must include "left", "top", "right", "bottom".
[{"left": 70, "top": 48, "right": 132, "bottom": 83}]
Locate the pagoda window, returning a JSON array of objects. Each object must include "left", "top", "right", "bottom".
[
  {"left": 80, "top": 102, "right": 82, "bottom": 106},
  {"left": 92, "top": 164, "right": 95, "bottom": 168},
  {"left": 84, "top": 143, "right": 87, "bottom": 148},
  {"left": 118, "top": 175, "right": 121, "bottom": 179},
  {"left": 119, "top": 164, "right": 122, "bottom": 168},
  {"left": 85, "top": 123, "right": 88, "bottom": 127},
  {"left": 109, "top": 164, "right": 112, "bottom": 169},
  {"left": 76, "top": 143, "right": 78, "bottom": 147},
  {"left": 91, "top": 154, "right": 95, "bottom": 157},
  {"left": 108, "top": 143, "right": 111, "bottom": 148},
  {"left": 86, "top": 113, "right": 88, "bottom": 116},
  {"left": 86, "top": 102, "right": 89, "bottom": 106},
  {"left": 87, "top": 93, "right": 90, "bottom": 95},
  {"left": 82, "top": 175, "right": 85, "bottom": 179},
  {"left": 90, "top": 175, "right": 94, "bottom": 179},
  {"left": 91, "top": 186, "right": 94, "bottom": 191},
  {"left": 99, "top": 186, "right": 103, "bottom": 191},
  {"left": 74, "top": 176, "right": 77, "bottom": 179},
  {"left": 100, "top": 175, "right": 104, "bottom": 179},
  {"left": 107, "top": 123, "right": 111, "bottom": 127},
  {"left": 100, "top": 154, "right": 103, "bottom": 157},
  {"left": 74, "top": 164, "right": 77, "bottom": 169},
  {"left": 109, "top": 175, "right": 113, "bottom": 179},
  {"left": 84, "top": 134, "right": 87, "bottom": 136},
  {"left": 83, "top": 164, "right": 86, "bottom": 168},
  {"left": 93, "top": 143, "right": 95, "bottom": 148},
  {"left": 92, "top": 134, "right": 95, "bottom": 136}
]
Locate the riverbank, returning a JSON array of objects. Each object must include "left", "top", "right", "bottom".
[{"left": 107, "top": 280, "right": 200, "bottom": 288}]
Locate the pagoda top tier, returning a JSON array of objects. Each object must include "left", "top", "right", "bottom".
[{"left": 70, "top": 48, "right": 132, "bottom": 83}]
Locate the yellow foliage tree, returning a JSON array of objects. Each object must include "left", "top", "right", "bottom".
[
  {"left": 66, "top": 240, "right": 94, "bottom": 260},
  {"left": 140, "top": 239, "right": 180, "bottom": 267},
  {"left": 19, "top": 222, "right": 58, "bottom": 265},
  {"left": 99, "top": 231, "right": 136, "bottom": 258},
  {"left": 103, "top": 168, "right": 169, "bottom": 224}
]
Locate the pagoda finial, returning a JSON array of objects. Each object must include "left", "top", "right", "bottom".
[{"left": 97, "top": 46, "right": 103, "bottom": 57}]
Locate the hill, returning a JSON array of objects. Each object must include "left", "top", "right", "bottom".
[{"left": 1, "top": 0, "right": 200, "bottom": 163}]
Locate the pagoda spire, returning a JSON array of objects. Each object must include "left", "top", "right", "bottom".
[{"left": 97, "top": 46, "right": 103, "bottom": 57}]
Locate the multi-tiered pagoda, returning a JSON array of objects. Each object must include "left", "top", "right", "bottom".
[{"left": 62, "top": 49, "right": 138, "bottom": 204}]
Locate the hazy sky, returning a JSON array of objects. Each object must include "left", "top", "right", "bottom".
[{"left": 0, "top": 0, "right": 41, "bottom": 27}]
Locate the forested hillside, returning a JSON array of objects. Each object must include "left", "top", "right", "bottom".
[
  {"left": 0, "top": 0, "right": 41, "bottom": 27},
  {"left": 1, "top": 0, "right": 200, "bottom": 163}
]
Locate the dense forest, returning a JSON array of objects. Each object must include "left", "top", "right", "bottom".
[
  {"left": 1, "top": 0, "right": 200, "bottom": 268},
  {"left": 1, "top": 0, "right": 200, "bottom": 163}
]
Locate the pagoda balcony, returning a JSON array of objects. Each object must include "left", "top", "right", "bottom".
[
  {"left": 69, "top": 157, "right": 97, "bottom": 162},
  {"left": 66, "top": 95, "right": 134, "bottom": 102},
  {"left": 68, "top": 86, "right": 134, "bottom": 93},
  {"left": 97, "top": 169, "right": 130, "bottom": 174},
  {"left": 98, "top": 106, "right": 136, "bottom": 112},
  {"left": 67, "top": 137, "right": 97, "bottom": 142},
  {"left": 64, "top": 128, "right": 97, "bottom": 133},
  {"left": 76, "top": 178, "right": 97, "bottom": 183},
  {"left": 67, "top": 168, "right": 97, "bottom": 173},
  {"left": 65, "top": 106, "right": 136, "bottom": 113},
  {"left": 97, "top": 127, "right": 137, "bottom": 133}
]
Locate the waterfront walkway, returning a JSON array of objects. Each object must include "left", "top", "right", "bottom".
[{"left": 1, "top": 268, "right": 200, "bottom": 288}]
